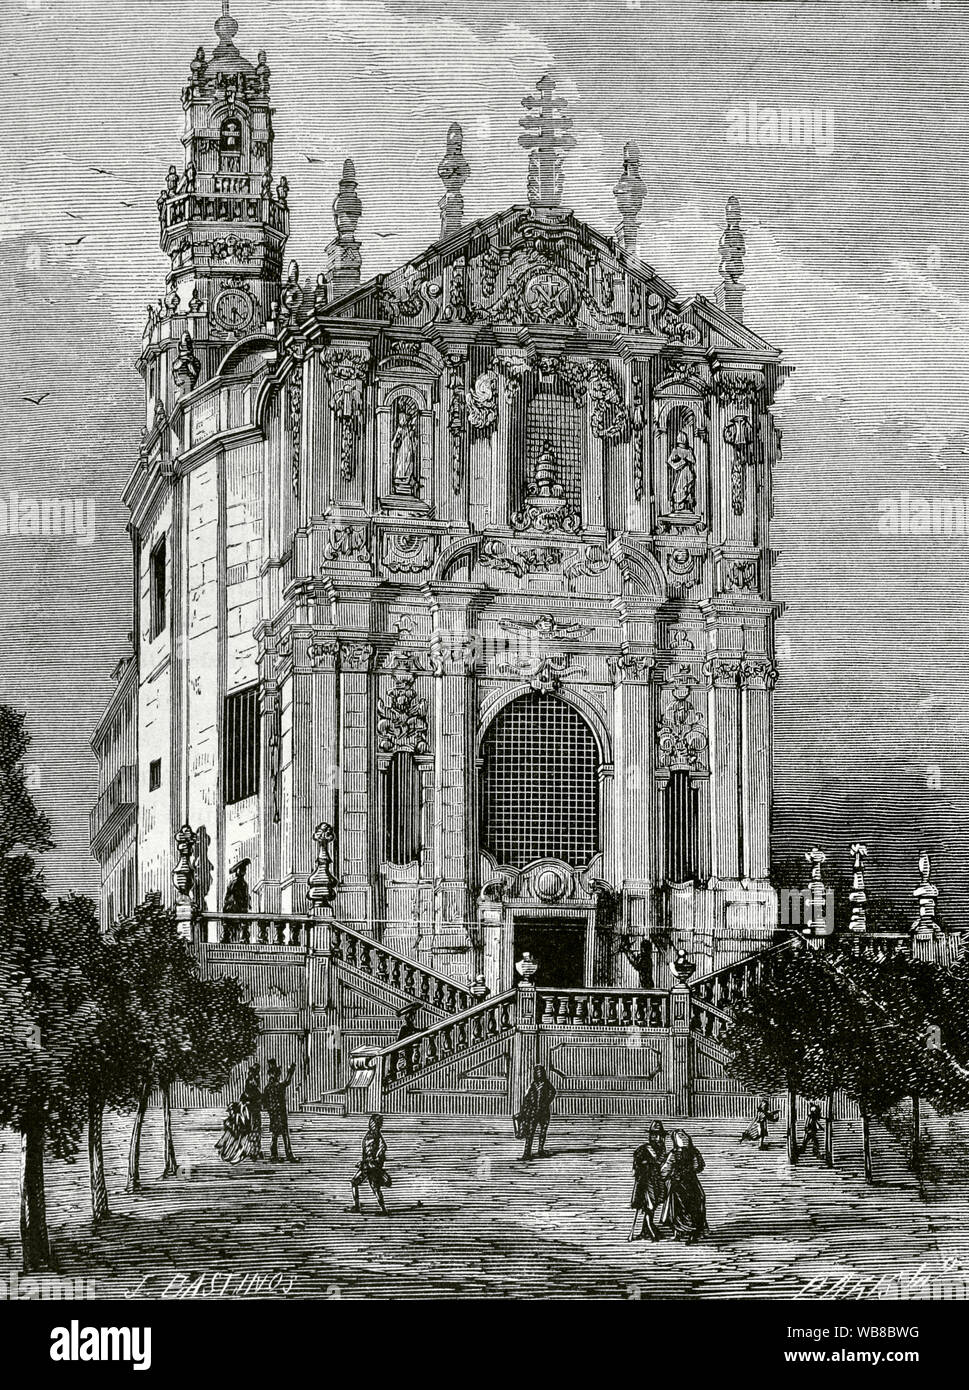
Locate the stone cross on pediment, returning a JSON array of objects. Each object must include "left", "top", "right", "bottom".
[{"left": 518, "top": 74, "right": 576, "bottom": 209}]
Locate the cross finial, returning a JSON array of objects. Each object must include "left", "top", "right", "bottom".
[
  {"left": 805, "top": 845, "right": 826, "bottom": 881},
  {"left": 613, "top": 140, "right": 646, "bottom": 256},
  {"left": 848, "top": 842, "right": 869, "bottom": 932},
  {"left": 438, "top": 122, "right": 470, "bottom": 237},
  {"left": 518, "top": 73, "right": 576, "bottom": 210}
]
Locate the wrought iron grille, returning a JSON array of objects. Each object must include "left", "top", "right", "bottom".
[{"left": 481, "top": 694, "right": 599, "bottom": 868}]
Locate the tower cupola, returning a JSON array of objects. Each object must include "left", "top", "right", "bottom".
[{"left": 151, "top": 1, "right": 289, "bottom": 372}]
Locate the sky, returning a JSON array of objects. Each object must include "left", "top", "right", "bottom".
[{"left": 3, "top": 0, "right": 969, "bottom": 923}]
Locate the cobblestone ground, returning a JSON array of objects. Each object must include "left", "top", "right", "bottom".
[{"left": 2, "top": 1110, "right": 968, "bottom": 1300}]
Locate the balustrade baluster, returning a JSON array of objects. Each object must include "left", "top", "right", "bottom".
[
  {"left": 555, "top": 995, "right": 570, "bottom": 1025},
  {"left": 704, "top": 1011, "right": 714, "bottom": 1037},
  {"left": 426, "top": 1032, "right": 438, "bottom": 1063},
  {"left": 648, "top": 998, "right": 662, "bottom": 1027},
  {"left": 540, "top": 994, "right": 555, "bottom": 1025},
  {"left": 604, "top": 996, "right": 617, "bottom": 1026},
  {"left": 574, "top": 994, "right": 588, "bottom": 1025},
  {"left": 588, "top": 995, "right": 602, "bottom": 1025}
]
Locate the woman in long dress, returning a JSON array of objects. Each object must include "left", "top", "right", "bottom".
[
  {"left": 215, "top": 1101, "right": 247, "bottom": 1165},
  {"left": 657, "top": 1129, "right": 708, "bottom": 1243}
]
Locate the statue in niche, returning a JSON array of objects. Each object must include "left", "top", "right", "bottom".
[
  {"left": 390, "top": 397, "right": 421, "bottom": 497},
  {"left": 667, "top": 429, "right": 697, "bottom": 514}
]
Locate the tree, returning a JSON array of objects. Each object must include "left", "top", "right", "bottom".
[
  {"left": 67, "top": 899, "right": 144, "bottom": 1223},
  {"left": 0, "top": 707, "right": 103, "bottom": 1271},
  {"left": 722, "top": 943, "right": 853, "bottom": 1164},
  {"left": 112, "top": 897, "right": 259, "bottom": 1190}
]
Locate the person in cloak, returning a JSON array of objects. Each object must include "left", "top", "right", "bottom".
[
  {"left": 395, "top": 1005, "right": 421, "bottom": 1042},
  {"left": 629, "top": 1120, "right": 667, "bottom": 1241},
  {"left": 516, "top": 1065, "right": 556, "bottom": 1161},
  {"left": 222, "top": 857, "right": 251, "bottom": 914},
  {"left": 241, "top": 1063, "right": 264, "bottom": 1161},
  {"left": 656, "top": 1129, "right": 709, "bottom": 1244}
]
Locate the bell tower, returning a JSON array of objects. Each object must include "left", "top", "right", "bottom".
[{"left": 156, "top": 3, "right": 289, "bottom": 351}]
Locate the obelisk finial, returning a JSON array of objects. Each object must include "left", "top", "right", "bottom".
[
  {"left": 518, "top": 73, "right": 575, "bottom": 210},
  {"left": 848, "top": 842, "right": 868, "bottom": 933},
  {"left": 613, "top": 140, "right": 646, "bottom": 256},
  {"left": 716, "top": 195, "right": 746, "bottom": 321},
  {"left": 326, "top": 158, "right": 363, "bottom": 298},
  {"left": 438, "top": 122, "right": 470, "bottom": 238},
  {"left": 912, "top": 851, "right": 939, "bottom": 931}
]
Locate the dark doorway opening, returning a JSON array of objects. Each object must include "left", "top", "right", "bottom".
[{"left": 513, "top": 917, "right": 587, "bottom": 988}]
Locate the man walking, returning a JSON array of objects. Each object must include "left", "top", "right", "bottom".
[
  {"left": 263, "top": 1058, "right": 299, "bottom": 1163},
  {"left": 740, "top": 1095, "right": 779, "bottom": 1151},
  {"left": 799, "top": 1102, "right": 824, "bottom": 1159},
  {"left": 347, "top": 1114, "right": 392, "bottom": 1215},
  {"left": 516, "top": 1064, "right": 556, "bottom": 1161}
]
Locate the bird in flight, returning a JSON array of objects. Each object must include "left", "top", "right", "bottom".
[
  {"left": 23, "top": 393, "right": 51, "bottom": 406},
  {"left": 89, "top": 166, "right": 115, "bottom": 176},
  {"left": 373, "top": 231, "right": 399, "bottom": 239},
  {"left": 120, "top": 200, "right": 136, "bottom": 207},
  {"left": 303, "top": 154, "right": 324, "bottom": 164},
  {"left": 66, "top": 235, "right": 87, "bottom": 245},
  {"left": 64, "top": 211, "right": 82, "bottom": 220}
]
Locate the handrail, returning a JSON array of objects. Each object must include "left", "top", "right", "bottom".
[
  {"left": 327, "top": 920, "right": 474, "bottom": 1013},
  {"left": 356, "top": 989, "right": 517, "bottom": 1089},
  {"left": 691, "top": 935, "right": 797, "bottom": 988}
]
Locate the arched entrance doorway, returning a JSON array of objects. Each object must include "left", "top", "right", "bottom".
[{"left": 480, "top": 692, "right": 601, "bottom": 987}]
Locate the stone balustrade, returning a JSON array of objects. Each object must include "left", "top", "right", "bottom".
[
  {"left": 198, "top": 912, "right": 312, "bottom": 947},
  {"left": 535, "top": 988, "right": 669, "bottom": 1028}
]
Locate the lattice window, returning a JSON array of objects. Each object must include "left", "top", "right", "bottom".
[
  {"left": 383, "top": 752, "right": 422, "bottom": 864},
  {"left": 664, "top": 770, "right": 699, "bottom": 882},
  {"left": 481, "top": 694, "right": 599, "bottom": 868},
  {"left": 223, "top": 685, "right": 260, "bottom": 805},
  {"left": 512, "top": 383, "right": 582, "bottom": 523}
]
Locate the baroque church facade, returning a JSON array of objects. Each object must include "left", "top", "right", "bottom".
[{"left": 93, "top": 4, "right": 789, "bottom": 996}]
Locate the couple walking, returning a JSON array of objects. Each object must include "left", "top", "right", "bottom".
[
  {"left": 630, "top": 1122, "right": 708, "bottom": 1244},
  {"left": 216, "top": 1059, "right": 300, "bottom": 1165}
]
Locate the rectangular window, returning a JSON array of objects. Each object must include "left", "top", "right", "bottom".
[
  {"left": 148, "top": 758, "right": 162, "bottom": 791},
  {"left": 149, "top": 536, "right": 167, "bottom": 640},
  {"left": 223, "top": 685, "right": 260, "bottom": 804}
]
